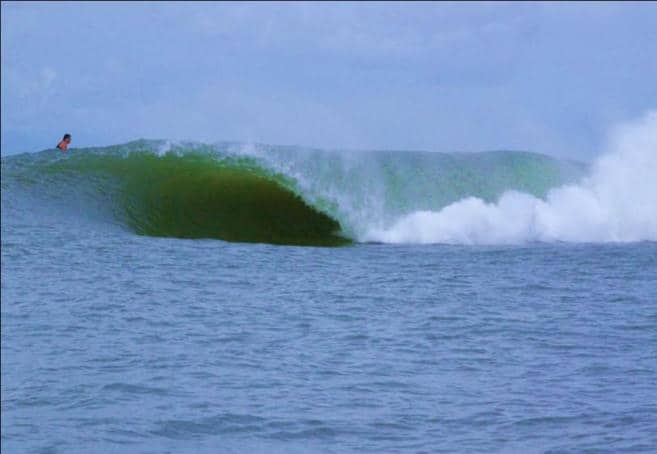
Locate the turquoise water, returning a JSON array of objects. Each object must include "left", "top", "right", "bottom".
[{"left": 2, "top": 142, "right": 656, "bottom": 452}]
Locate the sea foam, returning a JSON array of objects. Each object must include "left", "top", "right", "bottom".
[{"left": 365, "top": 111, "right": 657, "bottom": 244}]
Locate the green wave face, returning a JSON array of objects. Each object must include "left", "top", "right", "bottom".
[
  {"left": 118, "top": 154, "right": 347, "bottom": 246},
  {"left": 3, "top": 145, "right": 348, "bottom": 246},
  {"left": 2, "top": 140, "right": 586, "bottom": 246}
]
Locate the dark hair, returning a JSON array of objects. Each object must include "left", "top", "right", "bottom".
[{"left": 63, "top": 134, "right": 71, "bottom": 140}]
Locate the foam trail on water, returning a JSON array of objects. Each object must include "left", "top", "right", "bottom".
[{"left": 365, "top": 111, "right": 657, "bottom": 244}]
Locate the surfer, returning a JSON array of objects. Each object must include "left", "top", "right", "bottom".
[{"left": 56, "top": 134, "right": 71, "bottom": 152}]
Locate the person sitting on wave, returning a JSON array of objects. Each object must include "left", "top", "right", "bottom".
[{"left": 56, "top": 133, "right": 71, "bottom": 152}]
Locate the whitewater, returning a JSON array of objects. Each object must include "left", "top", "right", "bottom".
[{"left": 367, "top": 111, "right": 657, "bottom": 244}]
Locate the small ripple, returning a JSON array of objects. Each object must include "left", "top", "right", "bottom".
[
  {"left": 151, "top": 413, "right": 266, "bottom": 439},
  {"left": 101, "top": 382, "right": 175, "bottom": 397}
]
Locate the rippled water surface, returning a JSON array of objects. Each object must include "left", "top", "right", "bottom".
[{"left": 2, "top": 204, "right": 657, "bottom": 453}]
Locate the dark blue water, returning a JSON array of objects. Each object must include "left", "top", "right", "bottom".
[{"left": 2, "top": 206, "right": 657, "bottom": 452}]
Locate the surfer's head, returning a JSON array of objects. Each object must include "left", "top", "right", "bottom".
[{"left": 56, "top": 133, "right": 71, "bottom": 152}]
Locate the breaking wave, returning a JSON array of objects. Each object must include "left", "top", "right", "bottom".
[{"left": 5, "top": 112, "right": 653, "bottom": 246}]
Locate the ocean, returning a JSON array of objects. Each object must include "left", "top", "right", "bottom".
[{"left": 2, "top": 118, "right": 656, "bottom": 452}]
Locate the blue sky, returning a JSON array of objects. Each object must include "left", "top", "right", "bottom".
[{"left": 2, "top": 1, "right": 656, "bottom": 158}]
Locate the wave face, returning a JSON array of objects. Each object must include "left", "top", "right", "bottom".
[
  {"left": 2, "top": 144, "right": 347, "bottom": 246},
  {"left": 2, "top": 138, "right": 590, "bottom": 246}
]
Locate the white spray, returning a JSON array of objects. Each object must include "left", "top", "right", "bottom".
[{"left": 365, "top": 111, "right": 657, "bottom": 244}]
